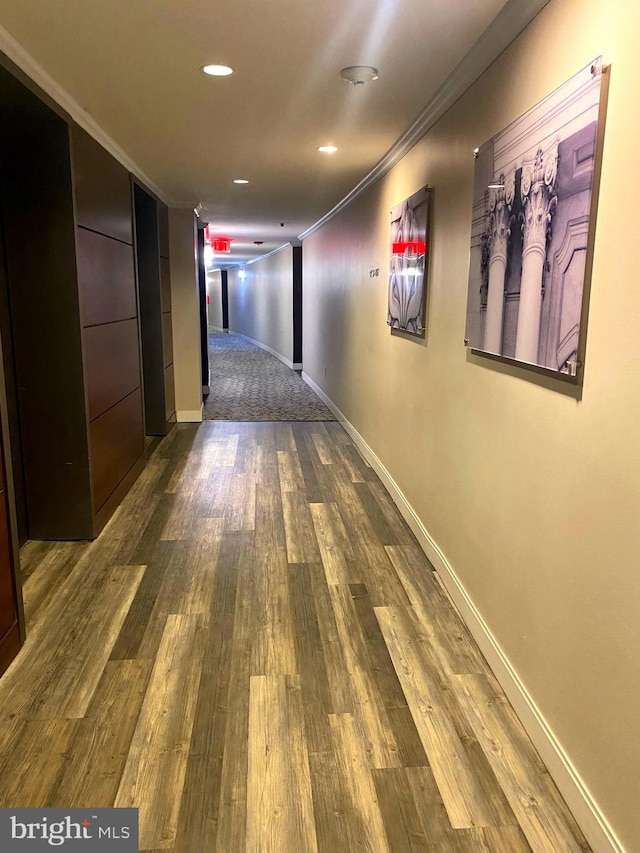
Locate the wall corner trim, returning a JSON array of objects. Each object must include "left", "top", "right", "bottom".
[
  {"left": 176, "top": 406, "right": 203, "bottom": 423},
  {"left": 230, "top": 330, "right": 295, "bottom": 370},
  {"left": 301, "top": 370, "right": 625, "bottom": 853},
  {"left": 0, "top": 25, "right": 172, "bottom": 206},
  {"left": 298, "top": 0, "right": 551, "bottom": 241}
]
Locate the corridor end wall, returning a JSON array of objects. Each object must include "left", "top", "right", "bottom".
[
  {"left": 227, "top": 246, "right": 295, "bottom": 367},
  {"left": 302, "top": 0, "right": 640, "bottom": 850}
]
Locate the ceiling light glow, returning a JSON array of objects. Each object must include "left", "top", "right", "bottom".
[
  {"left": 317, "top": 145, "right": 338, "bottom": 154},
  {"left": 233, "top": 178, "right": 249, "bottom": 184},
  {"left": 202, "top": 64, "right": 233, "bottom": 76}
]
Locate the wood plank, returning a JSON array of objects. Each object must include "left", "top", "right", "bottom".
[
  {"left": 373, "top": 766, "right": 431, "bottom": 852},
  {"left": 368, "top": 481, "right": 416, "bottom": 545},
  {"left": 277, "top": 449, "right": 306, "bottom": 493},
  {"left": 0, "top": 564, "right": 145, "bottom": 720},
  {"left": 311, "top": 428, "right": 334, "bottom": 465},
  {"left": 329, "top": 584, "right": 403, "bottom": 769},
  {"left": 387, "top": 544, "right": 488, "bottom": 675},
  {"left": 308, "top": 749, "right": 355, "bottom": 853},
  {"left": 287, "top": 562, "right": 334, "bottom": 754},
  {"left": 291, "top": 423, "right": 324, "bottom": 502},
  {"left": 282, "top": 490, "right": 321, "bottom": 564},
  {"left": 21, "top": 540, "right": 89, "bottom": 627},
  {"left": 310, "top": 501, "right": 358, "bottom": 585},
  {"left": 307, "top": 563, "right": 354, "bottom": 716},
  {"left": 329, "top": 712, "right": 391, "bottom": 852},
  {"left": 250, "top": 546, "right": 297, "bottom": 677},
  {"left": 0, "top": 719, "right": 81, "bottom": 807},
  {"left": 213, "top": 532, "right": 255, "bottom": 852},
  {"left": 115, "top": 613, "right": 207, "bottom": 850},
  {"left": 173, "top": 529, "right": 242, "bottom": 853},
  {"left": 375, "top": 606, "right": 516, "bottom": 829},
  {"left": 452, "top": 673, "right": 590, "bottom": 852},
  {"left": 52, "top": 659, "right": 152, "bottom": 807},
  {"left": 246, "top": 674, "right": 318, "bottom": 853}
]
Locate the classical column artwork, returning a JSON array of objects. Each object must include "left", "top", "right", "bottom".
[
  {"left": 515, "top": 143, "right": 558, "bottom": 363},
  {"left": 464, "top": 58, "right": 606, "bottom": 380},
  {"left": 484, "top": 172, "right": 515, "bottom": 353},
  {"left": 387, "top": 187, "right": 433, "bottom": 337}
]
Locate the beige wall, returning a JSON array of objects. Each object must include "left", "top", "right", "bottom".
[
  {"left": 303, "top": 1, "right": 640, "bottom": 850},
  {"left": 207, "top": 268, "right": 223, "bottom": 329},
  {"left": 227, "top": 247, "right": 294, "bottom": 366},
  {"left": 169, "top": 207, "right": 202, "bottom": 421}
]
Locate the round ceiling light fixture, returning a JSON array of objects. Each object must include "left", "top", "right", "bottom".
[
  {"left": 317, "top": 145, "right": 338, "bottom": 154},
  {"left": 340, "top": 66, "right": 379, "bottom": 86},
  {"left": 201, "top": 64, "right": 233, "bottom": 76},
  {"left": 233, "top": 178, "right": 249, "bottom": 184}
]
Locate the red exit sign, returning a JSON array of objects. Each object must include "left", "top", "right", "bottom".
[{"left": 392, "top": 240, "right": 426, "bottom": 255}]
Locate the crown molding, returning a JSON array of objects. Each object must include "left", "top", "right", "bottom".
[
  {"left": 0, "top": 24, "right": 172, "bottom": 206},
  {"left": 299, "top": 0, "right": 551, "bottom": 241},
  {"left": 245, "top": 242, "right": 292, "bottom": 266}
]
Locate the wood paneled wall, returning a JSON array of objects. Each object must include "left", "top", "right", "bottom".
[
  {"left": 133, "top": 184, "right": 175, "bottom": 435},
  {"left": 159, "top": 205, "right": 176, "bottom": 425},
  {"left": 0, "top": 72, "right": 94, "bottom": 540},
  {"left": 73, "top": 127, "right": 145, "bottom": 530},
  {"left": 0, "top": 414, "right": 22, "bottom": 677}
]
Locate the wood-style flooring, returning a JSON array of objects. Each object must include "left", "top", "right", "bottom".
[{"left": 0, "top": 422, "right": 590, "bottom": 852}]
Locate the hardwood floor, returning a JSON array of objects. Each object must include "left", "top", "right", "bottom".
[{"left": 0, "top": 422, "right": 590, "bottom": 852}]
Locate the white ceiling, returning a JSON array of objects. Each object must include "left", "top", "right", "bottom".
[{"left": 0, "top": 0, "right": 515, "bottom": 266}]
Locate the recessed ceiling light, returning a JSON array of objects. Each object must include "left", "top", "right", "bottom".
[
  {"left": 233, "top": 178, "right": 249, "bottom": 184},
  {"left": 202, "top": 64, "right": 233, "bottom": 76},
  {"left": 340, "top": 66, "right": 379, "bottom": 85},
  {"left": 317, "top": 145, "right": 338, "bottom": 154}
]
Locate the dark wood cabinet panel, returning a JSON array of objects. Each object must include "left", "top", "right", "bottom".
[
  {"left": 72, "top": 126, "right": 133, "bottom": 245},
  {"left": 134, "top": 183, "right": 174, "bottom": 436},
  {"left": 0, "top": 61, "right": 146, "bottom": 547},
  {"left": 164, "top": 364, "right": 176, "bottom": 422},
  {"left": 1, "top": 108, "right": 94, "bottom": 541},
  {"left": 162, "top": 312, "right": 173, "bottom": 369},
  {"left": 90, "top": 388, "right": 144, "bottom": 512},
  {"left": 0, "top": 491, "right": 17, "bottom": 638},
  {"left": 77, "top": 228, "right": 137, "bottom": 327},
  {"left": 158, "top": 203, "right": 170, "bottom": 260},
  {"left": 160, "top": 256, "right": 171, "bottom": 313},
  {"left": 84, "top": 319, "right": 142, "bottom": 422}
]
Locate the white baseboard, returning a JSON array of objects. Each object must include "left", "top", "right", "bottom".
[
  {"left": 301, "top": 371, "right": 624, "bottom": 853},
  {"left": 230, "top": 330, "right": 296, "bottom": 370},
  {"left": 176, "top": 406, "right": 203, "bottom": 423}
]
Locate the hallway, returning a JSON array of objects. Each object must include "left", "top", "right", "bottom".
[
  {"left": 0, "top": 421, "right": 588, "bottom": 851},
  {"left": 203, "top": 331, "right": 335, "bottom": 421}
]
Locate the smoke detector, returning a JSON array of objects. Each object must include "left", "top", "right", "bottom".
[{"left": 340, "top": 66, "right": 379, "bottom": 86}]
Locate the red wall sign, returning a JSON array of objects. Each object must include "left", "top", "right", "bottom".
[{"left": 392, "top": 240, "right": 427, "bottom": 255}]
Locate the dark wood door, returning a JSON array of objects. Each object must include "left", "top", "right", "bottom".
[{"left": 0, "top": 417, "right": 22, "bottom": 676}]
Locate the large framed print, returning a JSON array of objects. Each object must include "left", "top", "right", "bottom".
[
  {"left": 465, "top": 58, "right": 608, "bottom": 380},
  {"left": 387, "top": 186, "right": 433, "bottom": 337}
]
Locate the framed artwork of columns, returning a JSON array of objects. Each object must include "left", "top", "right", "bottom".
[
  {"left": 388, "top": 186, "right": 434, "bottom": 337},
  {"left": 465, "top": 58, "right": 608, "bottom": 382}
]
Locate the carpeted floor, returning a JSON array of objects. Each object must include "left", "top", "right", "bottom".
[{"left": 202, "top": 331, "right": 336, "bottom": 421}]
